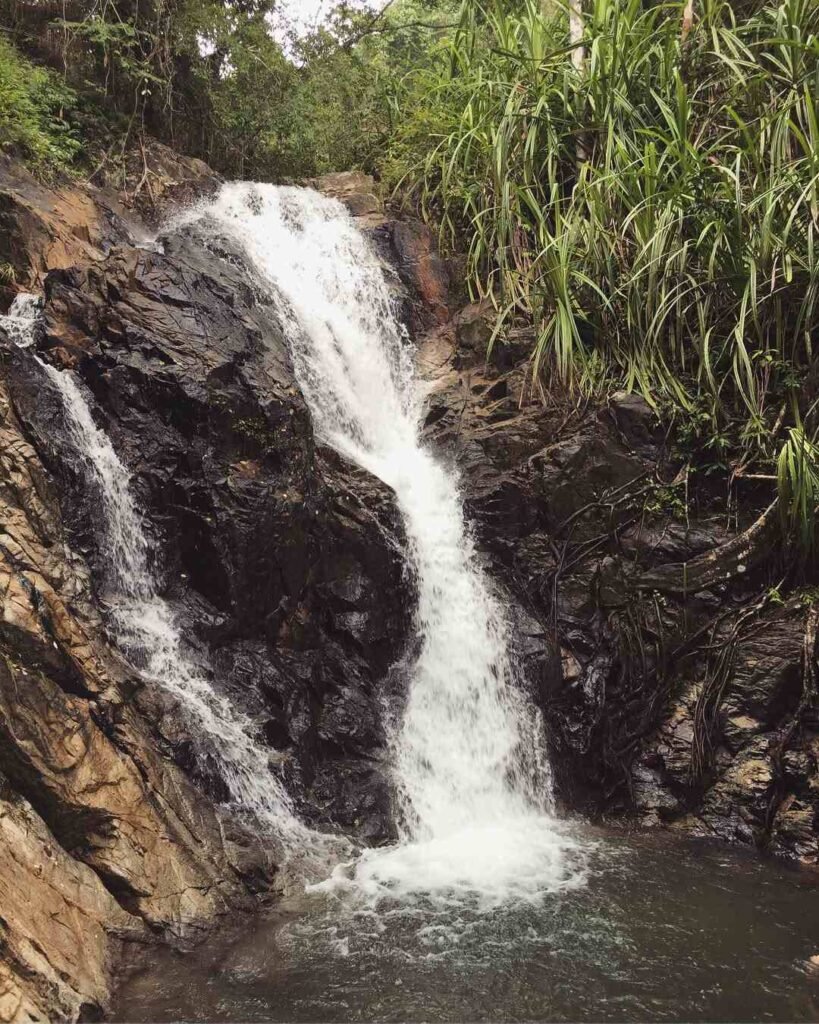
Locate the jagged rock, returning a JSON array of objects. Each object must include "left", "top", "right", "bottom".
[
  {"left": 18, "top": 208, "right": 410, "bottom": 843},
  {"left": 112, "top": 138, "right": 222, "bottom": 221},
  {"left": 453, "top": 302, "right": 493, "bottom": 367},
  {"left": 0, "top": 334, "right": 272, "bottom": 1019},
  {"left": 419, "top": 282, "right": 818, "bottom": 863},
  {"left": 0, "top": 157, "right": 139, "bottom": 308},
  {"left": 388, "top": 220, "right": 451, "bottom": 326},
  {"left": 0, "top": 782, "right": 141, "bottom": 1022}
]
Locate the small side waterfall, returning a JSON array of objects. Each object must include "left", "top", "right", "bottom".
[
  {"left": 2, "top": 293, "right": 42, "bottom": 346},
  {"left": 190, "top": 185, "right": 580, "bottom": 902},
  {"left": 48, "top": 371, "right": 312, "bottom": 837},
  {"left": 0, "top": 299, "right": 314, "bottom": 847}
]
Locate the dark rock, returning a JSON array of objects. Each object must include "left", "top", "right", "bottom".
[
  {"left": 18, "top": 218, "right": 412, "bottom": 843},
  {"left": 606, "top": 390, "right": 662, "bottom": 447},
  {"left": 419, "top": 276, "right": 818, "bottom": 865}
]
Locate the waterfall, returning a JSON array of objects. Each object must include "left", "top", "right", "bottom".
[
  {"left": 189, "top": 185, "right": 580, "bottom": 903},
  {"left": 2, "top": 293, "right": 42, "bottom": 346},
  {"left": 0, "top": 297, "right": 317, "bottom": 849}
]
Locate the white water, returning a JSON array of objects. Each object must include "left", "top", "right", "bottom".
[
  {"left": 187, "top": 184, "right": 583, "bottom": 904},
  {"left": 2, "top": 293, "right": 41, "bottom": 346},
  {"left": 0, "top": 297, "right": 320, "bottom": 852}
]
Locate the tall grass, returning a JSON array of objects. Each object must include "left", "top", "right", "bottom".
[{"left": 389, "top": 0, "right": 819, "bottom": 545}]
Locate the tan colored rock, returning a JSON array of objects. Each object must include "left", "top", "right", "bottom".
[
  {"left": 0, "top": 379, "right": 113, "bottom": 694},
  {"left": 0, "top": 331, "right": 268, "bottom": 1017},
  {"left": 0, "top": 787, "right": 142, "bottom": 1021},
  {"left": 0, "top": 157, "right": 128, "bottom": 300},
  {"left": 0, "top": 655, "right": 244, "bottom": 931},
  {"left": 312, "top": 171, "right": 383, "bottom": 222},
  {"left": 0, "top": 962, "right": 46, "bottom": 1024}
]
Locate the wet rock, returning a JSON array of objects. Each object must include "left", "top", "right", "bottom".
[
  {"left": 0, "top": 329, "right": 272, "bottom": 1019},
  {"left": 418, "top": 274, "right": 818, "bottom": 863},
  {"left": 619, "top": 519, "right": 730, "bottom": 564},
  {"left": 20, "top": 213, "right": 411, "bottom": 843},
  {"left": 1, "top": 136, "right": 817, "bottom": 1021},
  {"left": 454, "top": 302, "right": 493, "bottom": 366},
  {"left": 389, "top": 220, "right": 450, "bottom": 323}
]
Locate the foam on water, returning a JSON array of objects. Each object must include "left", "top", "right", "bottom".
[{"left": 187, "top": 183, "right": 584, "bottom": 905}]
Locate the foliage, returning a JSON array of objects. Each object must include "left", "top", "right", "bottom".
[
  {"left": 0, "top": 0, "right": 457, "bottom": 180},
  {"left": 386, "top": 0, "right": 819, "bottom": 546},
  {"left": 0, "top": 34, "right": 80, "bottom": 173},
  {"left": 778, "top": 426, "right": 819, "bottom": 549}
]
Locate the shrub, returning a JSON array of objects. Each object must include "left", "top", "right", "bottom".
[
  {"left": 389, "top": 0, "right": 819, "bottom": 542},
  {"left": 0, "top": 34, "right": 80, "bottom": 174}
]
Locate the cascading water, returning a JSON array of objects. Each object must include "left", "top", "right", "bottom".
[
  {"left": 188, "top": 184, "right": 583, "bottom": 904},
  {"left": 0, "top": 297, "right": 320, "bottom": 852},
  {"left": 2, "top": 292, "right": 42, "bottom": 346}
]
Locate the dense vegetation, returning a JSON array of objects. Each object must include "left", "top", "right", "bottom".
[
  {"left": 0, "top": 33, "right": 79, "bottom": 173},
  {"left": 1, "top": 0, "right": 819, "bottom": 546},
  {"left": 390, "top": 0, "right": 819, "bottom": 548},
  {"left": 0, "top": 0, "right": 457, "bottom": 179}
]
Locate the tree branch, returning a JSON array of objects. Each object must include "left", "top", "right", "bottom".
[{"left": 340, "top": 1, "right": 457, "bottom": 50}]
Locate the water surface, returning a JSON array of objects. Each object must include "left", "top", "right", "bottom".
[{"left": 113, "top": 828, "right": 819, "bottom": 1023}]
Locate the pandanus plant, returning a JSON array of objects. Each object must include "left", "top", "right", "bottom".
[{"left": 390, "top": 0, "right": 819, "bottom": 548}]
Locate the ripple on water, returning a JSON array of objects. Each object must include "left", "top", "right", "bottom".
[{"left": 113, "top": 828, "right": 819, "bottom": 1023}]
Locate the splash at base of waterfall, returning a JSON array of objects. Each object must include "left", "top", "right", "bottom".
[
  {"left": 311, "top": 817, "right": 586, "bottom": 910},
  {"left": 186, "top": 182, "right": 586, "bottom": 906}
]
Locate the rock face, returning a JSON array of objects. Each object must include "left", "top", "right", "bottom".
[
  {"left": 0, "top": 342, "right": 274, "bottom": 1021},
  {"left": 0, "top": 160, "right": 411, "bottom": 1021},
  {"left": 29, "top": 229, "right": 410, "bottom": 838},
  {"left": 0, "top": 156, "right": 817, "bottom": 1021},
  {"left": 419, "top": 304, "right": 819, "bottom": 866}
]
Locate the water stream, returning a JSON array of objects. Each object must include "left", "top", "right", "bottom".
[{"left": 182, "top": 184, "right": 581, "bottom": 904}]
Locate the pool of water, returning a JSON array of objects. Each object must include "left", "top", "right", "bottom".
[{"left": 112, "top": 827, "right": 819, "bottom": 1022}]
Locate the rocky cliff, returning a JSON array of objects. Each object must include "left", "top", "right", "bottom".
[
  {"left": 420, "top": 300, "right": 819, "bottom": 864},
  {"left": 0, "top": 156, "right": 418, "bottom": 1021},
  {"left": 0, "top": 155, "right": 816, "bottom": 1022}
]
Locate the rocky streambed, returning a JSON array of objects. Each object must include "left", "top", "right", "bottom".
[{"left": 0, "top": 151, "right": 816, "bottom": 1022}]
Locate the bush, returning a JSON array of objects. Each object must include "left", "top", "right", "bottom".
[
  {"left": 0, "top": 34, "right": 80, "bottom": 174},
  {"left": 388, "top": 0, "right": 819, "bottom": 545}
]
